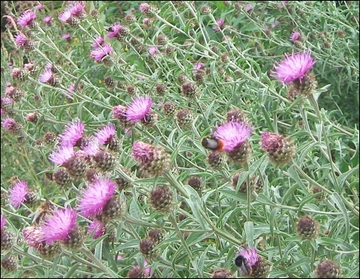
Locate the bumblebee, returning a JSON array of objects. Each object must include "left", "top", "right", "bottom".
[
  {"left": 30, "top": 200, "right": 55, "bottom": 225},
  {"left": 234, "top": 254, "right": 252, "bottom": 276},
  {"left": 201, "top": 137, "right": 225, "bottom": 152}
]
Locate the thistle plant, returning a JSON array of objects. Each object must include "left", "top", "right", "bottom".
[{"left": 1, "top": 1, "right": 359, "bottom": 278}]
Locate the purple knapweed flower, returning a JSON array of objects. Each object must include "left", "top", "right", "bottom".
[
  {"left": 58, "top": 9, "right": 73, "bottom": 23},
  {"left": 17, "top": 10, "right": 36, "bottom": 28},
  {"left": 107, "top": 23, "right": 121, "bottom": 39},
  {"left": 235, "top": 245, "right": 259, "bottom": 275},
  {"left": 126, "top": 96, "right": 153, "bottom": 123},
  {"left": 148, "top": 46, "right": 159, "bottom": 55},
  {"left": 95, "top": 123, "right": 116, "bottom": 145},
  {"left": 245, "top": 4, "right": 253, "bottom": 12},
  {"left": 68, "top": 2, "right": 86, "bottom": 18},
  {"left": 213, "top": 19, "right": 224, "bottom": 32},
  {"left": 81, "top": 137, "right": 100, "bottom": 156},
  {"left": 62, "top": 33, "right": 71, "bottom": 41},
  {"left": 42, "top": 208, "right": 78, "bottom": 244},
  {"left": 14, "top": 32, "right": 29, "bottom": 47},
  {"left": 1, "top": 97, "right": 14, "bottom": 109},
  {"left": 213, "top": 121, "right": 252, "bottom": 152},
  {"left": 88, "top": 220, "right": 106, "bottom": 239},
  {"left": 290, "top": 31, "right": 301, "bottom": 42},
  {"left": 39, "top": 68, "right": 57, "bottom": 85},
  {"left": 49, "top": 145, "right": 75, "bottom": 165},
  {"left": 9, "top": 181, "right": 29, "bottom": 208},
  {"left": 78, "top": 177, "right": 116, "bottom": 218},
  {"left": 58, "top": 119, "right": 85, "bottom": 147},
  {"left": 273, "top": 51, "right": 316, "bottom": 84},
  {"left": 92, "top": 36, "right": 105, "bottom": 48},
  {"left": 90, "top": 44, "right": 113, "bottom": 62},
  {"left": 139, "top": 3, "right": 151, "bottom": 13},
  {"left": 23, "top": 225, "right": 45, "bottom": 249},
  {"left": 193, "top": 62, "right": 205, "bottom": 74},
  {"left": 131, "top": 141, "right": 154, "bottom": 164},
  {"left": 2, "top": 117, "right": 22, "bottom": 134}
]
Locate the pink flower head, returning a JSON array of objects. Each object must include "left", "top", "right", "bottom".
[
  {"left": 126, "top": 96, "right": 153, "bottom": 123},
  {"left": 148, "top": 46, "right": 159, "bottom": 55},
  {"left": 2, "top": 117, "right": 19, "bottom": 132},
  {"left": 139, "top": 3, "right": 150, "bottom": 13},
  {"left": 81, "top": 137, "right": 100, "bottom": 156},
  {"left": 1, "top": 97, "right": 14, "bottom": 109},
  {"left": 213, "top": 18, "right": 224, "bottom": 32},
  {"left": 39, "top": 68, "right": 55, "bottom": 84},
  {"left": 193, "top": 62, "right": 205, "bottom": 74},
  {"left": 90, "top": 44, "right": 113, "bottom": 62},
  {"left": 23, "top": 225, "right": 45, "bottom": 249},
  {"left": 1, "top": 214, "right": 6, "bottom": 230},
  {"left": 92, "top": 36, "right": 105, "bottom": 48},
  {"left": 49, "top": 145, "right": 75, "bottom": 165},
  {"left": 78, "top": 177, "right": 116, "bottom": 218},
  {"left": 14, "top": 32, "right": 29, "bottom": 47},
  {"left": 236, "top": 245, "right": 259, "bottom": 274},
  {"left": 290, "top": 30, "right": 301, "bottom": 42},
  {"left": 213, "top": 121, "right": 252, "bottom": 152},
  {"left": 107, "top": 23, "right": 121, "bottom": 39},
  {"left": 62, "top": 33, "right": 71, "bottom": 40},
  {"left": 17, "top": 10, "right": 36, "bottom": 28},
  {"left": 95, "top": 123, "right": 116, "bottom": 145},
  {"left": 260, "top": 131, "right": 282, "bottom": 151},
  {"left": 88, "top": 220, "right": 106, "bottom": 239},
  {"left": 131, "top": 141, "right": 154, "bottom": 164},
  {"left": 42, "top": 208, "right": 78, "bottom": 244},
  {"left": 36, "top": 4, "right": 43, "bottom": 10},
  {"left": 58, "top": 119, "right": 85, "bottom": 147},
  {"left": 9, "top": 181, "right": 29, "bottom": 208},
  {"left": 58, "top": 9, "right": 73, "bottom": 23},
  {"left": 143, "top": 261, "right": 151, "bottom": 277},
  {"left": 273, "top": 51, "right": 316, "bottom": 84},
  {"left": 245, "top": 4, "right": 254, "bottom": 12},
  {"left": 112, "top": 105, "right": 127, "bottom": 119},
  {"left": 68, "top": 2, "right": 86, "bottom": 18}
]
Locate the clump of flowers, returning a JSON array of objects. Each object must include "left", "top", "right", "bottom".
[{"left": 260, "top": 131, "right": 295, "bottom": 166}]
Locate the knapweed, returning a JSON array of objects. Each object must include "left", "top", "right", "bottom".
[
  {"left": 10, "top": 67, "right": 29, "bottom": 81},
  {"left": 131, "top": 141, "right": 170, "bottom": 177},
  {"left": 42, "top": 208, "right": 83, "bottom": 249},
  {"left": 126, "top": 96, "right": 158, "bottom": 127},
  {"left": 91, "top": 36, "right": 105, "bottom": 48},
  {"left": 58, "top": 119, "right": 85, "bottom": 147},
  {"left": 39, "top": 68, "right": 59, "bottom": 86},
  {"left": 113, "top": 105, "right": 132, "bottom": 128},
  {"left": 1, "top": 255, "right": 18, "bottom": 272},
  {"left": 315, "top": 259, "right": 342, "bottom": 278},
  {"left": 139, "top": 238, "right": 160, "bottom": 260},
  {"left": 273, "top": 51, "right": 317, "bottom": 98},
  {"left": 17, "top": 10, "right": 36, "bottom": 28},
  {"left": 49, "top": 146, "right": 89, "bottom": 180},
  {"left": 207, "top": 151, "right": 225, "bottom": 170},
  {"left": 88, "top": 220, "right": 106, "bottom": 239},
  {"left": 226, "top": 108, "right": 249, "bottom": 123},
  {"left": 1, "top": 215, "right": 15, "bottom": 252},
  {"left": 296, "top": 215, "right": 319, "bottom": 240},
  {"left": 149, "top": 185, "right": 174, "bottom": 213},
  {"left": 234, "top": 245, "right": 271, "bottom": 278},
  {"left": 53, "top": 168, "right": 72, "bottom": 188},
  {"left": 43, "top": 16, "right": 53, "bottom": 25},
  {"left": 1, "top": 97, "right": 14, "bottom": 110},
  {"left": 14, "top": 32, "right": 34, "bottom": 49},
  {"left": 187, "top": 176, "right": 203, "bottom": 192},
  {"left": 95, "top": 123, "right": 121, "bottom": 152},
  {"left": 180, "top": 81, "right": 199, "bottom": 98},
  {"left": 90, "top": 44, "right": 113, "bottom": 64},
  {"left": 9, "top": 180, "right": 37, "bottom": 208},
  {"left": 148, "top": 228, "right": 165, "bottom": 244},
  {"left": 290, "top": 30, "right": 302, "bottom": 42},
  {"left": 23, "top": 225, "right": 61, "bottom": 259},
  {"left": 213, "top": 18, "right": 225, "bottom": 32},
  {"left": 127, "top": 261, "right": 152, "bottom": 278},
  {"left": 162, "top": 101, "right": 176, "bottom": 117},
  {"left": 260, "top": 132, "right": 295, "bottom": 166},
  {"left": 176, "top": 109, "right": 193, "bottom": 128},
  {"left": 214, "top": 121, "right": 252, "bottom": 164}
]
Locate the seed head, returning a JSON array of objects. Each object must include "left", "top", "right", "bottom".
[
  {"left": 149, "top": 185, "right": 174, "bottom": 213},
  {"left": 296, "top": 215, "right": 319, "bottom": 240}
]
